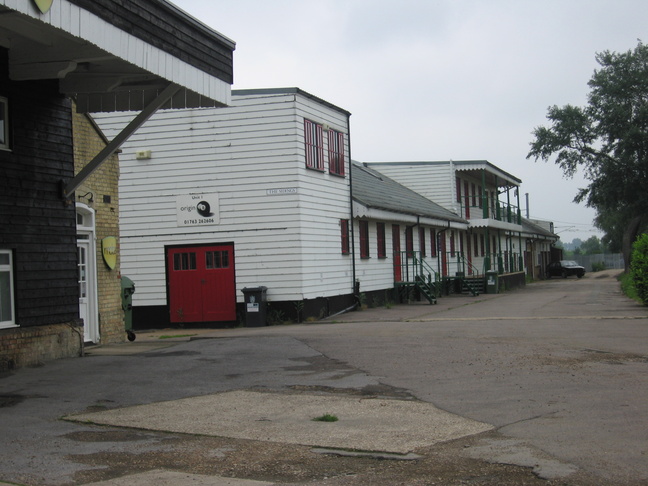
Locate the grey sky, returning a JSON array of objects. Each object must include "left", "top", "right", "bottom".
[{"left": 173, "top": 0, "right": 648, "bottom": 242}]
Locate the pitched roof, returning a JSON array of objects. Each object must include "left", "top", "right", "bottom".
[
  {"left": 521, "top": 218, "right": 558, "bottom": 239},
  {"left": 352, "top": 162, "right": 466, "bottom": 223}
]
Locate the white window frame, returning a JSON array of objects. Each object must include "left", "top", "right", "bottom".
[
  {"left": 0, "top": 249, "right": 17, "bottom": 328},
  {"left": 0, "top": 97, "right": 8, "bottom": 150}
]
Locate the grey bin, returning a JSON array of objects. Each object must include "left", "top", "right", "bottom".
[
  {"left": 242, "top": 286, "right": 268, "bottom": 327},
  {"left": 120, "top": 276, "right": 136, "bottom": 341},
  {"left": 486, "top": 270, "right": 499, "bottom": 294}
]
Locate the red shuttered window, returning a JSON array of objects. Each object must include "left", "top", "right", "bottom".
[
  {"left": 377, "top": 223, "right": 386, "bottom": 258},
  {"left": 304, "top": 119, "right": 324, "bottom": 170},
  {"left": 359, "top": 220, "right": 370, "bottom": 259},
  {"left": 340, "top": 219, "right": 350, "bottom": 254},
  {"left": 328, "top": 129, "right": 345, "bottom": 176}
]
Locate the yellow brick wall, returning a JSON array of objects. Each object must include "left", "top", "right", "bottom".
[
  {"left": 72, "top": 109, "right": 125, "bottom": 345},
  {"left": 0, "top": 322, "right": 83, "bottom": 370}
]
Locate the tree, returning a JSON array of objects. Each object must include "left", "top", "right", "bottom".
[
  {"left": 579, "top": 235, "right": 604, "bottom": 255},
  {"left": 527, "top": 41, "right": 648, "bottom": 267},
  {"left": 630, "top": 234, "right": 648, "bottom": 305}
]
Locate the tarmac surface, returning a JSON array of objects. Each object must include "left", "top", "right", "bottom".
[{"left": 1, "top": 269, "right": 647, "bottom": 485}]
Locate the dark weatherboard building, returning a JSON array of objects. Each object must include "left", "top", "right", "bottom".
[{"left": 0, "top": 0, "right": 234, "bottom": 369}]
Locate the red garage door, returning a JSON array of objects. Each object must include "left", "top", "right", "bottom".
[{"left": 167, "top": 244, "right": 236, "bottom": 323}]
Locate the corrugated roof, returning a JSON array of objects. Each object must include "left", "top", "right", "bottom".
[
  {"left": 352, "top": 162, "right": 466, "bottom": 223},
  {"left": 521, "top": 218, "right": 557, "bottom": 238}
]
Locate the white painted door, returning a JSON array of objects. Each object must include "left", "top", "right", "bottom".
[{"left": 77, "top": 234, "right": 99, "bottom": 343}]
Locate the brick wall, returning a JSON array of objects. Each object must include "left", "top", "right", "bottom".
[
  {"left": 0, "top": 321, "right": 83, "bottom": 371},
  {"left": 72, "top": 110, "right": 125, "bottom": 345}
]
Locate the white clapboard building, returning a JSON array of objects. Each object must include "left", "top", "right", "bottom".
[
  {"left": 94, "top": 88, "right": 355, "bottom": 327},
  {"left": 366, "top": 160, "right": 557, "bottom": 287}
]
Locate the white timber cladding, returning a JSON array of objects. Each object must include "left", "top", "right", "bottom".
[
  {"left": 93, "top": 90, "right": 352, "bottom": 306},
  {"left": 371, "top": 164, "right": 456, "bottom": 213},
  {"left": 353, "top": 218, "right": 474, "bottom": 291},
  {"left": 4, "top": 0, "right": 230, "bottom": 105}
]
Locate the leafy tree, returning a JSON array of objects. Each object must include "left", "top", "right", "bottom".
[
  {"left": 630, "top": 234, "right": 648, "bottom": 305},
  {"left": 580, "top": 235, "right": 604, "bottom": 255},
  {"left": 527, "top": 41, "right": 648, "bottom": 265}
]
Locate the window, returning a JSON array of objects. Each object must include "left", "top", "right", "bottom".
[
  {"left": 405, "top": 226, "right": 414, "bottom": 256},
  {"left": 0, "top": 250, "right": 15, "bottom": 327},
  {"left": 206, "top": 251, "right": 229, "bottom": 269},
  {"left": 419, "top": 227, "right": 426, "bottom": 257},
  {"left": 328, "top": 129, "right": 345, "bottom": 176},
  {"left": 376, "top": 223, "right": 386, "bottom": 258},
  {"left": 474, "top": 234, "right": 479, "bottom": 257},
  {"left": 430, "top": 230, "right": 437, "bottom": 257},
  {"left": 0, "top": 97, "right": 8, "bottom": 150},
  {"left": 450, "top": 231, "right": 455, "bottom": 257},
  {"left": 359, "top": 220, "right": 370, "bottom": 258},
  {"left": 173, "top": 252, "right": 196, "bottom": 271},
  {"left": 472, "top": 183, "right": 477, "bottom": 207},
  {"left": 340, "top": 219, "right": 350, "bottom": 254},
  {"left": 304, "top": 119, "right": 324, "bottom": 170},
  {"left": 480, "top": 234, "right": 485, "bottom": 256},
  {"left": 455, "top": 176, "right": 462, "bottom": 203}
]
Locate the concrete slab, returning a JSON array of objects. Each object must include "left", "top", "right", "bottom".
[
  {"left": 68, "top": 390, "right": 492, "bottom": 454},
  {"left": 83, "top": 470, "right": 273, "bottom": 485}
]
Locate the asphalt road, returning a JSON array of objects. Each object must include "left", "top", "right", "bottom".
[{"left": 1, "top": 270, "right": 647, "bottom": 485}]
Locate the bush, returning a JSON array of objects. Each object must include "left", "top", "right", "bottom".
[
  {"left": 630, "top": 234, "right": 648, "bottom": 305},
  {"left": 591, "top": 261, "right": 606, "bottom": 272}
]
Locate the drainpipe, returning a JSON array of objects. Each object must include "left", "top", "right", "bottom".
[{"left": 346, "top": 113, "right": 358, "bottom": 305}]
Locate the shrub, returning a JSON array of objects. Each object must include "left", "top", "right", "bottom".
[
  {"left": 630, "top": 234, "right": 648, "bottom": 305},
  {"left": 591, "top": 261, "right": 606, "bottom": 272}
]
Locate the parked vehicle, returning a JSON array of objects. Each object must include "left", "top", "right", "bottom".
[{"left": 546, "top": 260, "right": 586, "bottom": 279}]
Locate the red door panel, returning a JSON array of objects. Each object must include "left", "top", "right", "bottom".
[
  {"left": 202, "top": 248, "right": 236, "bottom": 321},
  {"left": 392, "top": 225, "right": 401, "bottom": 282},
  {"left": 168, "top": 245, "right": 236, "bottom": 323}
]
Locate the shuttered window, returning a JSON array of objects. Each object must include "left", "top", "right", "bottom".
[
  {"left": 340, "top": 219, "right": 350, "bottom": 254},
  {"left": 359, "top": 220, "right": 369, "bottom": 259},
  {"left": 304, "top": 119, "right": 324, "bottom": 170},
  {"left": 377, "top": 223, "right": 386, "bottom": 258},
  {"left": 419, "top": 227, "right": 426, "bottom": 257},
  {"left": 328, "top": 129, "right": 345, "bottom": 176},
  {"left": 430, "top": 230, "right": 437, "bottom": 257}
]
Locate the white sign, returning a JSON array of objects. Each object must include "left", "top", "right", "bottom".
[
  {"left": 176, "top": 193, "right": 219, "bottom": 227},
  {"left": 266, "top": 188, "right": 298, "bottom": 195}
]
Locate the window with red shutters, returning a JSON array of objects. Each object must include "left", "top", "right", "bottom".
[
  {"left": 406, "top": 226, "right": 414, "bottom": 256},
  {"left": 430, "top": 229, "right": 437, "bottom": 257},
  {"left": 419, "top": 227, "right": 426, "bottom": 257},
  {"left": 304, "top": 119, "right": 324, "bottom": 170},
  {"left": 377, "top": 223, "right": 386, "bottom": 258},
  {"left": 359, "top": 220, "right": 370, "bottom": 258},
  {"left": 328, "top": 129, "right": 345, "bottom": 176},
  {"left": 340, "top": 219, "right": 350, "bottom": 254}
]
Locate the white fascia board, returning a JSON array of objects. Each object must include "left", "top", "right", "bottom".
[
  {"left": 4, "top": 0, "right": 230, "bottom": 105},
  {"left": 469, "top": 218, "right": 524, "bottom": 232},
  {"left": 353, "top": 204, "right": 468, "bottom": 230}
]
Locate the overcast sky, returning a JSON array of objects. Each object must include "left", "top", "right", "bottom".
[{"left": 173, "top": 0, "right": 648, "bottom": 242}]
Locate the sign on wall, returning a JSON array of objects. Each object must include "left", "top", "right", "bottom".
[
  {"left": 101, "top": 236, "right": 118, "bottom": 270},
  {"left": 33, "top": 0, "right": 53, "bottom": 14},
  {"left": 176, "top": 193, "right": 219, "bottom": 227}
]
